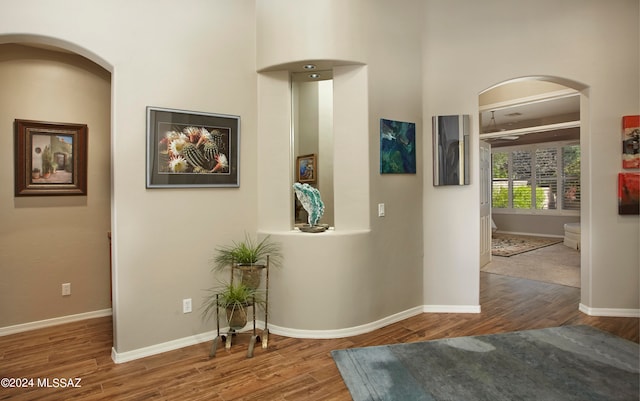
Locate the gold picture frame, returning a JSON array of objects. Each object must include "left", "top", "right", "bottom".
[{"left": 296, "top": 153, "right": 316, "bottom": 183}]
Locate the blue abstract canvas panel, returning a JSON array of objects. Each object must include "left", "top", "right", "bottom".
[{"left": 380, "top": 118, "right": 416, "bottom": 174}]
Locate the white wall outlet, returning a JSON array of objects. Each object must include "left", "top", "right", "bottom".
[
  {"left": 62, "top": 283, "right": 71, "bottom": 296},
  {"left": 378, "top": 203, "right": 385, "bottom": 217},
  {"left": 182, "top": 298, "right": 192, "bottom": 314}
]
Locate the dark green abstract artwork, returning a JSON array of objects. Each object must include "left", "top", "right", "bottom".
[{"left": 380, "top": 118, "right": 416, "bottom": 174}]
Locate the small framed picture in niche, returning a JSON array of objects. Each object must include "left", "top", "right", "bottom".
[{"left": 296, "top": 153, "right": 316, "bottom": 183}]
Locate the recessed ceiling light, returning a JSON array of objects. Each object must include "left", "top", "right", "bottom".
[
  {"left": 309, "top": 73, "right": 321, "bottom": 79},
  {"left": 303, "top": 64, "right": 316, "bottom": 70}
]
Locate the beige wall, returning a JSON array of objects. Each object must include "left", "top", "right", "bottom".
[
  {"left": 0, "top": 1, "right": 258, "bottom": 354},
  {"left": 256, "top": 0, "right": 425, "bottom": 332},
  {"left": 0, "top": 0, "right": 637, "bottom": 360},
  {"left": 0, "top": 44, "right": 111, "bottom": 327},
  {"left": 422, "top": 0, "right": 639, "bottom": 311}
]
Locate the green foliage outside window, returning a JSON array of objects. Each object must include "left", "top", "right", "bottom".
[
  {"left": 491, "top": 144, "right": 579, "bottom": 211},
  {"left": 492, "top": 152, "right": 508, "bottom": 178},
  {"left": 492, "top": 186, "right": 545, "bottom": 209},
  {"left": 492, "top": 186, "right": 508, "bottom": 208}
]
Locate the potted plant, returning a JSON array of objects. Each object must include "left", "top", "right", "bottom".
[
  {"left": 211, "top": 234, "right": 282, "bottom": 289},
  {"left": 202, "top": 282, "right": 264, "bottom": 330},
  {"left": 42, "top": 146, "right": 54, "bottom": 178}
]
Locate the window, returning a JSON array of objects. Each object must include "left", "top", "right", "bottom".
[{"left": 492, "top": 142, "right": 580, "bottom": 213}]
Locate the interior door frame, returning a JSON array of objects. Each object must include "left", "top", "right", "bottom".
[{"left": 479, "top": 139, "right": 492, "bottom": 267}]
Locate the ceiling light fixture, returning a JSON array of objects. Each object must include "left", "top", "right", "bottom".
[
  {"left": 303, "top": 64, "right": 316, "bottom": 70},
  {"left": 487, "top": 111, "right": 499, "bottom": 133},
  {"left": 309, "top": 73, "right": 321, "bottom": 79}
]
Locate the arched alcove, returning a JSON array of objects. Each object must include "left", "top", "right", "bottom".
[
  {"left": 257, "top": 62, "right": 379, "bottom": 335},
  {"left": 0, "top": 34, "right": 115, "bottom": 344}
]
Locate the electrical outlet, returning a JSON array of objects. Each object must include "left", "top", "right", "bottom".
[
  {"left": 62, "top": 283, "right": 71, "bottom": 296},
  {"left": 182, "top": 298, "right": 192, "bottom": 314}
]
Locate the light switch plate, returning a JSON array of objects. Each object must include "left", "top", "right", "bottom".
[
  {"left": 183, "top": 298, "right": 192, "bottom": 313},
  {"left": 62, "top": 283, "right": 71, "bottom": 296}
]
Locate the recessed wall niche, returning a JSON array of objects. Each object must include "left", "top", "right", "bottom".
[{"left": 291, "top": 72, "right": 334, "bottom": 228}]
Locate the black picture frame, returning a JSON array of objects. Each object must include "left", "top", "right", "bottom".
[{"left": 146, "top": 106, "right": 240, "bottom": 188}]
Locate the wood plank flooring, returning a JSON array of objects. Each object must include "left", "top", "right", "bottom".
[{"left": 1, "top": 272, "right": 638, "bottom": 400}]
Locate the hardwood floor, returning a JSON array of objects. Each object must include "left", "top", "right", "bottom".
[{"left": 1, "top": 272, "right": 638, "bottom": 401}]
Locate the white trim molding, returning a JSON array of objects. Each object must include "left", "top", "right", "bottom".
[
  {"left": 113, "top": 306, "right": 424, "bottom": 363},
  {"left": 0, "top": 309, "right": 112, "bottom": 337},
  {"left": 579, "top": 303, "right": 640, "bottom": 318},
  {"left": 268, "top": 306, "right": 424, "bottom": 339},
  {"left": 112, "top": 330, "right": 218, "bottom": 364},
  {"left": 111, "top": 304, "right": 482, "bottom": 363},
  {"left": 423, "top": 305, "right": 481, "bottom": 313}
]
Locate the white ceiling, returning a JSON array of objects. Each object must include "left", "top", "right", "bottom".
[
  {"left": 480, "top": 95, "right": 579, "bottom": 130},
  {"left": 479, "top": 93, "right": 580, "bottom": 147}
]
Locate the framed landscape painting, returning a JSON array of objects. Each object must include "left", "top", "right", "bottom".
[
  {"left": 146, "top": 106, "right": 240, "bottom": 188},
  {"left": 14, "top": 119, "right": 88, "bottom": 196}
]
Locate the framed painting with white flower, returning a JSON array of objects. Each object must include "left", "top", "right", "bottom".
[{"left": 146, "top": 106, "right": 240, "bottom": 188}]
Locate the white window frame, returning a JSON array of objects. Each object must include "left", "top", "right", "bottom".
[{"left": 491, "top": 140, "right": 580, "bottom": 217}]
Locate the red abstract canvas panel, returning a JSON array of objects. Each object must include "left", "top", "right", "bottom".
[
  {"left": 622, "top": 115, "right": 640, "bottom": 169},
  {"left": 618, "top": 172, "right": 639, "bottom": 215}
]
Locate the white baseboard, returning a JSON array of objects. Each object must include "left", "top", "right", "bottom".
[
  {"left": 268, "top": 306, "right": 424, "bottom": 339},
  {"left": 112, "top": 330, "right": 219, "bottom": 364},
  {"left": 495, "top": 230, "right": 564, "bottom": 239},
  {"left": 579, "top": 303, "right": 640, "bottom": 318},
  {"left": 114, "top": 307, "right": 425, "bottom": 363},
  {"left": 423, "top": 304, "right": 481, "bottom": 313},
  {"left": 0, "top": 309, "right": 112, "bottom": 337},
  {"left": 112, "top": 304, "right": 484, "bottom": 363}
]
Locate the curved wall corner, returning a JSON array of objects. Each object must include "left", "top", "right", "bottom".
[
  {"left": 256, "top": 0, "right": 366, "bottom": 72},
  {"left": 261, "top": 230, "right": 381, "bottom": 333}
]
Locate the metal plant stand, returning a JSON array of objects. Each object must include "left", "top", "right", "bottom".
[{"left": 209, "top": 256, "right": 270, "bottom": 358}]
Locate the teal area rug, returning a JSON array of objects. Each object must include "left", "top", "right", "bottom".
[{"left": 331, "top": 326, "right": 639, "bottom": 401}]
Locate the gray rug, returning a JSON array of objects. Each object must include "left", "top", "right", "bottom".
[
  {"left": 331, "top": 326, "right": 639, "bottom": 401},
  {"left": 482, "top": 243, "right": 580, "bottom": 288}
]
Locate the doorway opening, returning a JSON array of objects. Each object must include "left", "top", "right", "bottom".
[
  {"left": 0, "top": 36, "right": 113, "bottom": 342},
  {"left": 478, "top": 77, "right": 583, "bottom": 289}
]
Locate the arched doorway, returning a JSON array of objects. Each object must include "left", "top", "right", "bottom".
[
  {"left": 0, "top": 35, "right": 114, "bottom": 338},
  {"left": 478, "top": 76, "right": 586, "bottom": 296}
]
